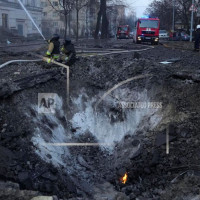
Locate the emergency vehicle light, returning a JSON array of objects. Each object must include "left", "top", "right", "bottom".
[
  {"left": 140, "top": 16, "right": 159, "bottom": 19},
  {"left": 141, "top": 15, "right": 150, "bottom": 19}
]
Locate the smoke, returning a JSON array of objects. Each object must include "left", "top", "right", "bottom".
[
  {"left": 71, "top": 89, "right": 162, "bottom": 150},
  {"left": 31, "top": 96, "right": 70, "bottom": 167},
  {"left": 30, "top": 89, "right": 162, "bottom": 166}
]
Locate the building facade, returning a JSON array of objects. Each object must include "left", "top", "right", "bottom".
[
  {"left": 41, "top": 0, "right": 99, "bottom": 38},
  {"left": 0, "top": 0, "right": 42, "bottom": 37},
  {"left": 107, "top": 2, "right": 126, "bottom": 37},
  {"left": 0, "top": 0, "right": 126, "bottom": 39},
  {"left": 41, "top": 0, "right": 65, "bottom": 38}
]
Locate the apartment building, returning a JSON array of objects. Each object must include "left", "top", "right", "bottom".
[
  {"left": 41, "top": 0, "right": 98, "bottom": 38},
  {"left": 0, "top": 0, "right": 42, "bottom": 37},
  {"left": 0, "top": 0, "right": 126, "bottom": 39},
  {"left": 41, "top": 0, "right": 65, "bottom": 38},
  {"left": 107, "top": 2, "right": 126, "bottom": 37}
]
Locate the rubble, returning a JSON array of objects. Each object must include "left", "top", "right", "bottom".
[
  {"left": 1, "top": 39, "right": 200, "bottom": 199},
  {"left": 0, "top": 181, "right": 40, "bottom": 200}
]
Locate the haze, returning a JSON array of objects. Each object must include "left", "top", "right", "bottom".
[{"left": 126, "top": 0, "right": 154, "bottom": 17}]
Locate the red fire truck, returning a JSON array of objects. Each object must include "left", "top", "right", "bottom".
[
  {"left": 117, "top": 25, "right": 130, "bottom": 39},
  {"left": 133, "top": 17, "right": 160, "bottom": 45}
]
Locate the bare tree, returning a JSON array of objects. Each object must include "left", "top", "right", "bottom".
[
  {"left": 146, "top": 0, "right": 200, "bottom": 32},
  {"left": 124, "top": 10, "right": 137, "bottom": 30},
  {"left": 48, "top": 0, "right": 74, "bottom": 38},
  {"left": 102, "top": 0, "right": 110, "bottom": 38},
  {"left": 94, "top": 0, "right": 109, "bottom": 39},
  {"left": 94, "top": 0, "right": 127, "bottom": 39},
  {"left": 145, "top": 0, "right": 175, "bottom": 31},
  {"left": 74, "top": 0, "right": 89, "bottom": 41},
  {"left": 176, "top": 0, "right": 193, "bottom": 32}
]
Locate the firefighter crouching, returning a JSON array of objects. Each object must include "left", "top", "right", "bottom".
[
  {"left": 45, "top": 34, "right": 60, "bottom": 63},
  {"left": 60, "top": 38, "right": 76, "bottom": 66},
  {"left": 194, "top": 25, "right": 200, "bottom": 52}
]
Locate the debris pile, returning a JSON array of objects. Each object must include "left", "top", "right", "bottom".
[{"left": 1, "top": 40, "right": 200, "bottom": 199}]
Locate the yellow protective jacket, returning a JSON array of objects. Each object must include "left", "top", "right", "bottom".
[
  {"left": 61, "top": 43, "right": 76, "bottom": 60},
  {"left": 46, "top": 42, "right": 54, "bottom": 56},
  {"left": 46, "top": 40, "right": 60, "bottom": 58}
]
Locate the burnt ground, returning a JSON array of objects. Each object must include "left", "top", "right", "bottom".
[{"left": 0, "top": 39, "right": 200, "bottom": 200}]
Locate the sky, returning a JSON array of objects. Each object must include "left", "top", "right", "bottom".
[{"left": 125, "top": 0, "right": 154, "bottom": 17}]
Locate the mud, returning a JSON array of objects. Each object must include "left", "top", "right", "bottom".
[{"left": 1, "top": 39, "right": 200, "bottom": 200}]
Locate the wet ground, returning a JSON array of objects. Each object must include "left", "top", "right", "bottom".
[{"left": 0, "top": 39, "right": 200, "bottom": 200}]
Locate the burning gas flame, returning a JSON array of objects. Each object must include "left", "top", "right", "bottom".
[{"left": 121, "top": 172, "right": 128, "bottom": 184}]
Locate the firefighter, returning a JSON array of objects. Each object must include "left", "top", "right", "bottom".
[
  {"left": 194, "top": 25, "right": 200, "bottom": 52},
  {"left": 45, "top": 34, "right": 60, "bottom": 63},
  {"left": 61, "top": 38, "right": 76, "bottom": 66}
]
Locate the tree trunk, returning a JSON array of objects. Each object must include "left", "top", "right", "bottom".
[
  {"left": 94, "top": 0, "right": 108, "bottom": 39},
  {"left": 94, "top": 10, "right": 102, "bottom": 39},
  {"left": 76, "top": 9, "right": 79, "bottom": 41},
  {"left": 101, "top": 0, "right": 108, "bottom": 39},
  {"left": 68, "top": 12, "right": 71, "bottom": 37},
  {"left": 64, "top": 12, "right": 68, "bottom": 39},
  {"left": 86, "top": 6, "right": 88, "bottom": 38},
  {"left": 101, "top": 14, "right": 109, "bottom": 39}
]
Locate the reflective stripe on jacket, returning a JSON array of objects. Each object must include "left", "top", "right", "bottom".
[{"left": 46, "top": 40, "right": 60, "bottom": 56}]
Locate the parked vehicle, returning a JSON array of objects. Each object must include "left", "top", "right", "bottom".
[
  {"left": 169, "top": 31, "right": 190, "bottom": 41},
  {"left": 133, "top": 17, "right": 160, "bottom": 45},
  {"left": 159, "top": 30, "right": 169, "bottom": 39},
  {"left": 179, "top": 32, "right": 190, "bottom": 41},
  {"left": 169, "top": 31, "right": 177, "bottom": 40},
  {"left": 129, "top": 32, "right": 134, "bottom": 38},
  {"left": 117, "top": 25, "right": 130, "bottom": 39}
]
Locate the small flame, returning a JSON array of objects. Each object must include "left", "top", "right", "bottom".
[{"left": 121, "top": 172, "right": 128, "bottom": 184}]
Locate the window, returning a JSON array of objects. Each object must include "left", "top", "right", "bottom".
[
  {"left": 17, "top": 24, "right": 24, "bottom": 36},
  {"left": 159, "top": 30, "right": 166, "bottom": 34},
  {"left": 41, "top": 2, "right": 46, "bottom": 7},
  {"left": 118, "top": 26, "right": 128, "bottom": 32},
  {"left": 2, "top": 13, "right": 8, "bottom": 28},
  {"left": 139, "top": 20, "right": 159, "bottom": 29},
  {"left": 32, "top": 17, "right": 37, "bottom": 30},
  {"left": 43, "top": 12, "right": 47, "bottom": 17},
  {"left": 53, "top": 22, "right": 58, "bottom": 27},
  {"left": 53, "top": 12, "right": 58, "bottom": 17},
  {"left": 53, "top": 1, "right": 58, "bottom": 6},
  {"left": 30, "top": 0, "right": 35, "bottom": 6}
]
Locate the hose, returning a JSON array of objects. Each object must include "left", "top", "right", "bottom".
[
  {"left": 95, "top": 74, "right": 153, "bottom": 109},
  {"left": 90, "top": 47, "right": 154, "bottom": 57},
  {"left": 0, "top": 59, "right": 42, "bottom": 69},
  {"left": 78, "top": 45, "right": 155, "bottom": 57},
  {"left": 0, "top": 45, "right": 155, "bottom": 69}
]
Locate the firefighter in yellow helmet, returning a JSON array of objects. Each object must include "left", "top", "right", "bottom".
[
  {"left": 60, "top": 38, "right": 76, "bottom": 66},
  {"left": 45, "top": 34, "right": 60, "bottom": 63}
]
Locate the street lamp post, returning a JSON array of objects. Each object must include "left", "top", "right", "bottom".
[
  {"left": 190, "top": 0, "right": 195, "bottom": 42},
  {"left": 172, "top": 0, "right": 175, "bottom": 32}
]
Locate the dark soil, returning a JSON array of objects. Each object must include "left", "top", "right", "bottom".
[{"left": 0, "top": 39, "right": 200, "bottom": 200}]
